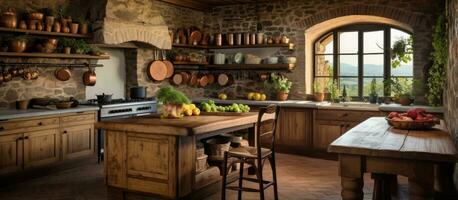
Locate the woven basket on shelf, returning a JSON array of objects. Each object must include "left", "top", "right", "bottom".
[{"left": 205, "top": 137, "right": 231, "bottom": 160}]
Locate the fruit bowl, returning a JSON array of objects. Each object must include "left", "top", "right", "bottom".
[
  {"left": 385, "top": 117, "right": 438, "bottom": 130},
  {"left": 386, "top": 108, "right": 440, "bottom": 130}
]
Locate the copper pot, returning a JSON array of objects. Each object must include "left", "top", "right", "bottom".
[
  {"left": 55, "top": 67, "right": 71, "bottom": 81},
  {"left": 83, "top": 67, "right": 96, "bottom": 86},
  {"left": 0, "top": 10, "right": 17, "bottom": 28},
  {"left": 23, "top": 69, "right": 33, "bottom": 80},
  {"left": 3, "top": 70, "right": 12, "bottom": 82},
  {"left": 9, "top": 40, "right": 27, "bottom": 53}
]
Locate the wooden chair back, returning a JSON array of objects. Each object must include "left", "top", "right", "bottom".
[{"left": 256, "top": 104, "right": 280, "bottom": 157}]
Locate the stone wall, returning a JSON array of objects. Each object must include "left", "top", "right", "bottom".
[
  {"left": 0, "top": 0, "right": 91, "bottom": 107},
  {"left": 207, "top": 0, "right": 442, "bottom": 100},
  {"left": 446, "top": 0, "right": 458, "bottom": 153}
]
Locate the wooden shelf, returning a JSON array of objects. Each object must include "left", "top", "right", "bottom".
[
  {"left": 0, "top": 27, "right": 91, "bottom": 38},
  {"left": 0, "top": 52, "right": 110, "bottom": 59},
  {"left": 172, "top": 43, "right": 290, "bottom": 50},
  {"left": 173, "top": 61, "right": 209, "bottom": 65},
  {"left": 174, "top": 64, "right": 294, "bottom": 71}
]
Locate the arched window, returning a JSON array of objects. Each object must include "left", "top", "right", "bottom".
[{"left": 313, "top": 23, "right": 413, "bottom": 100}]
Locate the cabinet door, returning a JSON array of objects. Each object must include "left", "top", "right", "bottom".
[
  {"left": 0, "top": 134, "right": 23, "bottom": 174},
  {"left": 23, "top": 129, "right": 60, "bottom": 168},
  {"left": 62, "top": 124, "right": 95, "bottom": 159},
  {"left": 276, "top": 108, "right": 313, "bottom": 148},
  {"left": 313, "top": 120, "right": 343, "bottom": 150}
]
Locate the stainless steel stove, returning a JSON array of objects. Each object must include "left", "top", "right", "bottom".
[{"left": 83, "top": 98, "right": 157, "bottom": 162}]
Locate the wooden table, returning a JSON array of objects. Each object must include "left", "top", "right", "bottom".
[
  {"left": 328, "top": 117, "right": 458, "bottom": 200},
  {"left": 95, "top": 113, "right": 273, "bottom": 199}
]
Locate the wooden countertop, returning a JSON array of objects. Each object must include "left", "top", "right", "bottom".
[
  {"left": 328, "top": 117, "right": 458, "bottom": 162},
  {"left": 95, "top": 112, "right": 273, "bottom": 136}
]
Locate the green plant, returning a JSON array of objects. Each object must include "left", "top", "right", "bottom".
[
  {"left": 389, "top": 77, "right": 413, "bottom": 99},
  {"left": 156, "top": 86, "right": 190, "bottom": 104},
  {"left": 369, "top": 78, "right": 378, "bottom": 97},
  {"left": 76, "top": 16, "right": 89, "bottom": 25},
  {"left": 58, "top": 38, "right": 75, "bottom": 48},
  {"left": 43, "top": 7, "right": 57, "bottom": 16},
  {"left": 426, "top": 12, "right": 448, "bottom": 106},
  {"left": 329, "top": 81, "right": 340, "bottom": 100},
  {"left": 264, "top": 73, "right": 292, "bottom": 93},
  {"left": 72, "top": 39, "right": 91, "bottom": 54},
  {"left": 313, "top": 80, "right": 323, "bottom": 93},
  {"left": 6, "top": 35, "right": 27, "bottom": 42},
  {"left": 391, "top": 36, "right": 413, "bottom": 68}
]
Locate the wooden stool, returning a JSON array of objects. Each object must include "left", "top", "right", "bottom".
[{"left": 221, "top": 104, "right": 280, "bottom": 200}]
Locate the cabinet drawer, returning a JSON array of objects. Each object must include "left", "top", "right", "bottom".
[
  {"left": 0, "top": 117, "right": 59, "bottom": 133},
  {"left": 315, "top": 110, "right": 381, "bottom": 122},
  {"left": 60, "top": 113, "right": 95, "bottom": 126}
]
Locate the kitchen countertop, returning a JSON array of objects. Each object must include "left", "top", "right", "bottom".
[
  {"left": 0, "top": 106, "right": 100, "bottom": 121},
  {"left": 192, "top": 98, "right": 444, "bottom": 113}
]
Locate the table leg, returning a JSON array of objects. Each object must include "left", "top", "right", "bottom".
[
  {"left": 247, "top": 124, "right": 257, "bottom": 175},
  {"left": 371, "top": 173, "right": 397, "bottom": 200},
  {"left": 408, "top": 163, "right": 434, "bottom": 200},
  {"left": 339, "top": 154, "right": 364, "bottom": 200},
  {"left": 434, "top": 163, "right": 457, "bottom": 199}
]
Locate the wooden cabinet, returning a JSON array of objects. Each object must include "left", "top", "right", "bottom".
[
  {"left": 313, "top": 110, "right": 382, "bottom": 151},
  {"left": 0, "top": 111, "right": 96, "bottom": 175},
  {"left": 0, "top": 133, "right": 23, "bottom": 174},
  {"left": 62, "top": 124, "right": 95, "bottom": 160},
  {"left": 23, "top": 129, "right": 60, "bottom": 168},
  {"left": 275, "top": 108, "right": 313, "bottom": 149}
]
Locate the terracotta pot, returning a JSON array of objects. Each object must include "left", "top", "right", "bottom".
[
  {"left": 0, "top": 10, "right": 17, "bottom": 28},
  {"left": 16, "top": 100, "right": 29, "bottom": 110},
  {"left": 36, "top": 22, "right": 43, "bottom": 31},
  {"left": 53, "top": 22, "right": 61, "bottom": 32},
  {"left": 62, "top": 26, "right": 70, "bottom": 33},
  {"left": 63, "top": 47, "right": 71, "bottom": 54},
  {"left": 61, "top": 17, "right": 72, "bottom": 27},
  {"left": 27, "top": 21, "right": 36, "bottom": 30},
  {"left": 45, "top": 24, "right": 52, "bottom": 32},
  {"left": 313, "top": 92, "right": 325, "bottom": 102},
  {"left": 9, "top": 40, "right": 27, "bottom": 53},
  {"left": 79, "top": 23, "right": 88, "bottom": 34},
  {"left": 277, "top": 92, "right": 289, "bottom": 101},
  {"left": 70, "top": 23, "right": 79, "bottom": 34},
  {"left": 18, "top": 20, "right": 27, "bottom": 29},
  {"left": 45, "top": 16, "right": 55, "bottom": 27},
  {"left": 399, "top": 97, "right": 413, "bottom": 106}
]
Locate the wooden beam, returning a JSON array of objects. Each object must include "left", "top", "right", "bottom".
[{"left": 157, "top": 0, "right": 211, "bottom": 11}]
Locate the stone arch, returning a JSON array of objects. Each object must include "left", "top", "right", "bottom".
[{"left": 297, "top": 4, "right": 430, "bottom": 30}]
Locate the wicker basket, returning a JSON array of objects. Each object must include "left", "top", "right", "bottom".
[
  {"left": 205, "top": 137, "right": 231, "bottom": 160},
  {"left": 196, "top": 147, "right": 205, "bottom": 158},
  {"left": 386, "top": 117, "right": 438, "bottom": 130},
  {"left": 196, "top": 154, "right": 208, "bottom": 173}
]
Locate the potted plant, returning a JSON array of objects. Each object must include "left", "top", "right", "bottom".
[
  {"left": 390, "top": 78, "right": 413, "bottom": 106},
  {"left": 72, "top": 39, "right": 91, "bottom": 54},
  {"left": 43, "top": 8, "right": 56, "bottom": 31},
  {"left": 329, "top": 81, "right": 340, "bottom": 103},
  {"left": 76, "top": 17, "right": 90, "bottom": 34},
  {"left": 341, "top": 85, "right": 351, "bottom": 102},
  {"left": 264, "top": 73, "right": 292, "bottom": 101},
  {"left": 156, "top": 86, "right": 190, "bottom": 118},
  {"left": 368, "top": 78, "right": 378, "bottom": 104},
  {"left": 313, "top": 80, "right": 324, "bottom": 102},
  {"left": 58, "top": 38, "right": 75, "bottom": 54}
]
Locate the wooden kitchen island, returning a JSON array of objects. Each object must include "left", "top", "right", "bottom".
[{"left": 95, "top": 112, "right": 273, "bottom": 199}]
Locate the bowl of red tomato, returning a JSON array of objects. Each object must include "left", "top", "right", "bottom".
[{"left": 386, "top": 108, "right": 440, "bottom": 130}]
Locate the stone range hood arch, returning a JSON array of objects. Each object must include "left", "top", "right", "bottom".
[
  {"left": 94, "top": 18, "right": 171, "bottom": 50},
  {"left": 91, "top": 0, "right": 172, "bottom": 50}
]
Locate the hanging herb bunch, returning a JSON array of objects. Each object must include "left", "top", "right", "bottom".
[
  {"left": 426, "top": 12, "right": 448, "bottom": 106},
  {"left": 391, "top": 36, "right": 413, "bottom": 68}
]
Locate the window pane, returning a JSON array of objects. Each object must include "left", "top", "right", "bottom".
[
  {"left": 389, "top": 77, "right": 413, "bottom": 97},
  {"left": 363, "top": 78, "right": 384, "bottom": 96},
  {"left": 364, "top": 31, "right": 384, "bottom": 53},
  {"left": 315, "top": 55, "right": 334, "bottom": 76},
  {"left": 364, "top": 54, "right": 384, "bottom": 76},
  {"left": 339, "top": 32, "right": 358, "bottom": 54},
  {"left": 391, "top": 53, "right": 413, "bottom": 76},
  {"left": 339, "top": 55, "right": 358, "bottom": 76},
  {"left": 339, "top": 78, "right": 359, "bottom": 97},
  {"left": 391, "top": 28, "right": 410, "bottom": 47},
  {"left": 315, "top": 34, "right": 333, "bottom": 54}
]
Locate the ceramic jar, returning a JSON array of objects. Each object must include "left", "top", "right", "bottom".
[{"left": 0, "top": 10, "right": 17, "bottom": 28}]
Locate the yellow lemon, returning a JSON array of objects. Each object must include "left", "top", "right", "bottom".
[
  {"left": 192, "top": 108, "right": 201, "bottom": 116},
  {"left": 185, "top": 109, "right": 193, "bottom": 116},
  {"left": 189, "top": 104, "right": 196, "bottom": 110},
  {"left": 260, "top": 94, "right": 267, "bottom": 101},
  {"left": 253, "top": 93, "right": 261, "bottom": 101},
  {"left": 218, "top": 93, "right": 227, "bottom": 100},
  {"left": 247, "top": 92, "right": 255, "bottom": 100}
]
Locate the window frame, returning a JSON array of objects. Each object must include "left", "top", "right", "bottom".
[{"left": 313, "top": 23, "right": 413, "bottom": 100}]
